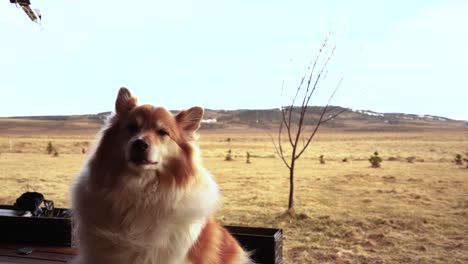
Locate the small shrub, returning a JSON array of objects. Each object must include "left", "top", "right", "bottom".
[
  {"left": 225, "top": 149, "right": 233, "bottom": 161},
  {"left": 46, "top": 142, "right": 55, "bottom": 155},
  {"left": 246, "top": 151, "right": 251, "bottom": 164},
  {"left": 406, "top": 156, "right": 416, "bottom": 163},
  {"left": 454, "top": 154, "right": 463, "bottom": 165},
  {"left": 369, "top": 151, "right": 382, "bottom": 168},
  {"left": 319, "top": 155, "right": 325, "bottom": 164},
  {"left": 46, "top": 141, "right": 59, "bottom": 156},
  {"left": 342, "top": 158, "right": 348, "bottom": 162}
]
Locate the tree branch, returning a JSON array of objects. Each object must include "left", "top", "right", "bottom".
[
  {"left": 321, "top": 107, "right": 348, "bottom": 123},
  {"left": 280, "top": 82, "right": 295, "bottom": 146},
  {"left": 270, "top": 129, "right": 291, "bottom": 169},
  {"left": 300, "top": 31, "right": 331, "bottom": 115},
  {"left": 296, "top": 37, "right": 334, "bottom": 142},
  {"left": 296, "top": 77, "right": 344, "bottom": 159}
]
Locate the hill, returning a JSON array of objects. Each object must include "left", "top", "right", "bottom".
[{"left": 0, "top": 107, "right": 466, "bottom": 135}]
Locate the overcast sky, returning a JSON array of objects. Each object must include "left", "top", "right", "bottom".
[{"left": 1, "top": 0, "right": 467, "bottom": 120}]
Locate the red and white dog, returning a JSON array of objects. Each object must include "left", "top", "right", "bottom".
[{"left": 71, "top": 88, "right": 250, "bottom": 264}]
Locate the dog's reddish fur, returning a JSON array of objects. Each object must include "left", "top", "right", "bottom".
[{"left": 188, "top": 218, "right": 245, "bottom": 264}]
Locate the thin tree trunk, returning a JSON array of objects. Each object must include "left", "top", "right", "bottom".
[
  {"left": 288, "top": 155, "right": 296, "bottom": 210},
  {"left": 288, "top": 167, "right": 294, "bottom": 209}
]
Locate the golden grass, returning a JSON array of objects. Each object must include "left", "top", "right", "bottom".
[{"left": 0, "top": 130, "right": 467, "bottom": 263}]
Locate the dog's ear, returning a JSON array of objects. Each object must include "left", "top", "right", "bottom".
[
  {"left": 176, "top": 106, "right": 204, "bottom": 136},
  {"left": 115, "top": 87, "right": 137, "bottom": 116}
]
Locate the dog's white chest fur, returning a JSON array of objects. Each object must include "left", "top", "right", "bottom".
[{"left": 72, "top": 167, "right": 219, "bottom": 264}]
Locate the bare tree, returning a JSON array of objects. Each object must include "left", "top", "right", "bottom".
[{"left": 272, "top": 33, "right": 347, "bottom": 216}]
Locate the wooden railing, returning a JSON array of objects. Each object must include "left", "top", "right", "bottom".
[{"left": 0, "top": 205, "right": 282, "bottom": 264}]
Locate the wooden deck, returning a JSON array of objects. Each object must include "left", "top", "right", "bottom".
[
  {"left": 0, "top": 244, "right": 76, "bottom": 263},
  {"left": 0, "top": 226, "right": 282, "bottom": 264}
]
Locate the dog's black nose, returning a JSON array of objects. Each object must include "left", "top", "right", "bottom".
[
  {"left": 133, "top": 139, "right": 149, "bottom": 151},
  {"left": 130, "top": 139, "right": 150, "bottom": 164}
]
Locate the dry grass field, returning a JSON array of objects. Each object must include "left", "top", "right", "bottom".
[{"left": 0, "top": 123, "right": 467, "bottom": 263}]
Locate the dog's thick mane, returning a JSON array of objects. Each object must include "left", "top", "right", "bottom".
[{"left": 73, "top": 120, "right": 219, "bottom": 263}]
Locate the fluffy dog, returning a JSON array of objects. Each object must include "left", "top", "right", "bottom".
[{"left": 71, "top": 88, "right": 250, "bottom": 264}]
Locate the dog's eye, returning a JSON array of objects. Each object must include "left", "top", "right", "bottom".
[
  {"left": 157, "top": 129, "right": 169, "bottom": 136},
  {"left": 126, "top": 123, "right": 139, "bottom": 134}
]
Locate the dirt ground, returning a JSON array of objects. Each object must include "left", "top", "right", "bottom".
[{"left": 0, "top": 130, "right": 467, "bottom": 263}]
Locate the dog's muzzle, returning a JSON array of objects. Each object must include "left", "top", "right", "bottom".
[{"left": 129, "top": 139, "right": 158, "bottom": 165}]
